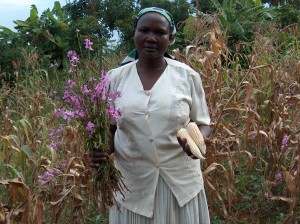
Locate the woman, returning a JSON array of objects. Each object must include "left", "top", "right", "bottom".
[{"left": 90, "top": 7, "right": 211, "bottom": 224}]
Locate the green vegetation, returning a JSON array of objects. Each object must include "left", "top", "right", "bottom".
[{"left": 0, "top": 0, "right": 299, "bottom": 223}]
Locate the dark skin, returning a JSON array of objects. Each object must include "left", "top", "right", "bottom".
[
  {"left": 89, "top": 12, "right": 211, "bottom": 167},
  {"left": 134, "top": 12, "right": 173, "bottom": 90}
]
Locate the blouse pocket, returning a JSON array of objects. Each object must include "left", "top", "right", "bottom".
[
  {"left": 176, "top": 99, "right": 191, "bottom": 128},
  {"left": 185, "top": 156, "right": 202, "bottom": 177}
]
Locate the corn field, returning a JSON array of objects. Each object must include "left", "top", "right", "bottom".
[{"left": 0, "top": 16, "right": 300, "bottom": 223}]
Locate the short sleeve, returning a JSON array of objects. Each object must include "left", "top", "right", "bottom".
[{"left": 189, "top": 73, "right": 210, "bottom": 126}]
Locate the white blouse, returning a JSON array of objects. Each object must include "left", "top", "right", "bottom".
[{"left": 108, "top": 57, "right": 210, "bottom": 218}]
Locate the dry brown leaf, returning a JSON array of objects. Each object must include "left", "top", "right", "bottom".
[
  {"left": 0, "top": 180, "right": 9, "bottom": 185},
  {"left": 50, "top": 186, "right": 74, "bottom": 206},
  {"left": 239, "top": 81, "right": 253, "bottom": 106},
  {"left": 269, "top": 196, "right": 293, "bottom": 203},
  {"left": 72, "top": 192, "right": 83, "bottom": 207},
  {"left": 0, "top": 206, "right": 5, "bottom": 224},
  {"left": 283, "top": 171, "right": 296, "bottom": 193},
  {"left": 69, "top": 169, "right": 80, "bottom": 177},
  {"left": 33, "top": 196, "right": 44, "bottom": 224},
  {"left": 203, "top": 162, "right": 227, "bottom": 176},
  {"left": 205, "top": 179, "right": 228, "bottom": 217}
]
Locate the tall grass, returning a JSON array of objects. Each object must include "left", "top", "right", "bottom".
[{"left": 0, "top": 20, "right": 299, "bottom": 223}]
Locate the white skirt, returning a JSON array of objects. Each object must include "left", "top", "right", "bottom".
[{"left": 109, "top": 176, "right": 210, "bottom": 224}]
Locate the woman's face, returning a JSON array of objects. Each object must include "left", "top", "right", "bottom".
[{"left": 134, "top": 12, "right": 173, "bottom": 60}]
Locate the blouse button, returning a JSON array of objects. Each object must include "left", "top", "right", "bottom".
[
  {"left": 145, "top": 91, "right": 150, "bottom": 96},
  {"left": 149, "top": 137, "right": 153, "bottom": 142}
]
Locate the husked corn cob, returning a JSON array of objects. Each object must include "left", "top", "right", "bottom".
[
  {"left": 187, "top": 122, "right": 206, "bottom": 155},
  {"left": 177, "top": 128, "right": 205, "bottom": 160}
]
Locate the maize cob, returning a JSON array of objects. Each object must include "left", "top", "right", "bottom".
[
  {"left": 187, "top": 122, "right": 206, "bottom": 155},
  {"left": 177, "top": 128, "right": 205, "bottom": 160}
]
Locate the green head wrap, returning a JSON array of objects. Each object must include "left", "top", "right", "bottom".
[{"left": 134, "top": 7, "right": 176, "bottom": 37}]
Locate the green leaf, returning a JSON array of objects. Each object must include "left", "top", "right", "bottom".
[
  {"left": 32, "top": 28, "right": 42, "bottom": 33},
  {"left": 20, "top": 150, "right": 26, "bottom": 171},
  {"left": 47, "top": 12, "right": 58, "bottom": 24},
  {"left": 10, "top": 135, "right": 20, "bottom": 147},
  {"left": 2, "top": 164, "right": 24, "bottom": 181},
  {"left": 217, "top": 14, "right": 229, "bottom": 27},
  {"left": 18, "top": 119, "right": 32, "bottom": 141},
  {"left": 0, "top": 26, "right": 14, "bottom": 34},
  {"left": 14, "top": 20, "right": 31, "bottom": 27},
  {"left": 21, "top": 145, "right": 34, "bottom": 161},
  {"left": 30, "top": 6, "right": 39, "bottom": 27},
  {"left": 231, "top": 22, "right": 244, "bottom": 35},
  {"left": 236, "top": 6, "right": 264, "bottom": 20}
]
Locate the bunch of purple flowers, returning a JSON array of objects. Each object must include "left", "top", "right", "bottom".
[
  {"left": 52, "top": 38, "right": 122, "bottom": 151},
  {"left": 49, "top": 38, "right": 125, "bottom": 213},
  {"left": 54, "top": 70, "right": 121, "bottom": 142}
]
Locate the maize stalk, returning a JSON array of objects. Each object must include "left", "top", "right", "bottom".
[
  {"left": 177, "top": 128, "right": 205, "bottom": 160},
  {"left": 187, "top": 122, "right": 206, "bottom": 155}
]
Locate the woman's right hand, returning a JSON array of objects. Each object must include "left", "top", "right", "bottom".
[
  {"left": 89, "top": 150, "right": 111, "bottom": 168},
  {"left": 90, "top": 125, "right": 117, "bottom": 168}
]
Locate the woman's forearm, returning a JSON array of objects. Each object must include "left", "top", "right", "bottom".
[{"left": 198, "top": 125, "right": 212, "bottom": 139}]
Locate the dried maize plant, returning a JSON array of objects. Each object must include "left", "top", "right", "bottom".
[
  {"left": 173, "top": 16, "right": 238, "bottom": 220},
  {"left": 249, "top": 25, "right": 300, "bottom": 222},
  {"left": 173, "top": 15, "right": 300, "bottom": 222},
  {"left": 0, "top": 86, "right": 49, "bottom": 223},
  {"left": 0, "top": 80, "right": 98, "bottom": 223},
  {"left": 21, "top": 47, "right": 40, "bottom": 75}
]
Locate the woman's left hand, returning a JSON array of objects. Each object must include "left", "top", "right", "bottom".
[{"left": 177, "top": 136, "right": 198, "bottom": 159}]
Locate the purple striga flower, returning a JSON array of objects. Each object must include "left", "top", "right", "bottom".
[
  {"left": 63, "top": 110, "right": 76, "bottom": 121},
  {"left": 49, "top": 141, "right": 59, "bottom": 150},
  {"left": 280, "top": 134, "right": 289, "bottom": 150},
  {"left": 67, "top": 50, "right": 77, "bottom": 59},
  {"left": 94, "top": 72, "right": 110, "bottom": 98},
  {"left": 48, "top": 139, "right": 64, "bottom": 150},
  {"left": 107, "top": 106, "right": 121, "bottom": 121},
  {"left": 63, "top": 91, "right": 81, "bottom": 110},
  {"left": 82, "top": 85, "right": 91, "bottom": 95},
  {"left": 49, "top": 90, "right": 57, "bottom": 97},
  {"left": 76, "top": 29, "right": 80, "bottom": 33},
  {"left": 54, "top": 108, "right": 63, "bottom": 117},
  {"left": 84, "top": 38, "right": 93, "bottom": 51},
  {"left": 75, "top": 110, "right": 85, "bottom": 118},
  {"left": 86, "top": 121, "right": 95, "bottom": 135},
  {"left": 51, "top": 168, "right": 61, "bottom": 174},
  {"left": 60, "top": 161, "right": 67, "bottom": 168},
  {"left": 275, "top": 172, "right": 283, "bottom": 181},
  {"left": 90, "top": 93, "right": 97, "bottom": 103},
  {"left": 70, "top": 56, "right": 80, "bottom": 67},
  {"left": 108, "top": 91, "right": 122, "bottom": 101},
  {"left": 68, "top": 96, "right": 81, "bottom": 109},
  {"left": 38, "top": 171, "right": 54, "bottom": 182},
  {"left": 67, "top": 50, "right": 80, "bottom": 67},
  {"left": 38, "top": 168, "right": 61, "bottom": 183},
  {"left": 65, "top": 80, "right": 76, "bottom": 88},
  {"left": 49, "top": 127, "right": 63, "bottom": 139}
]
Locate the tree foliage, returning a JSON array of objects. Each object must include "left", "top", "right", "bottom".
[
  {"left": 262, "top": 0, "right": 300, "bottom": 9},
  {"left": 0, "top": 0, "right": 299, "bottom": 75},
  {"left": 139, "top": 0, "right": 192, "bottom": 28}
]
